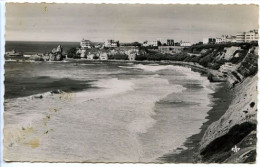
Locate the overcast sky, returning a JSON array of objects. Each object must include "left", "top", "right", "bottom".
[{"left": 6, "top": 3, "right": 259, "bottom": 43}]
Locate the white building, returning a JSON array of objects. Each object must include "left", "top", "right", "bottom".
[
  {"left": 180, "top": 41, "right": 192, "bottom": 47},
  {"left": 142, "top": 40, "right": 161, "bottom": 47},
  {"left": 236, "top": 32, "right": 246, "bottom": 43},
  {"left": 128, "top": 54, "right": 136, "bottom": 61},
  {"left": 148, "top": 40, "right": 160, "bottom": 47},
  {"left": 80, "top": 39, "right": 92, "bottom": 49},
  {"left": 245, "top": 30, "right": 258, "bottom": 42},
  {"left": 215, "top": 38, "right": 223, "bottom": 44},
  {"left": 221, "top": 35, "right": 236, "bottom": 43},
  {"left": 203, "top": 38, "right": 216, "bottom": 44},
  {"left": 105, "top": 40, "right": 119, "bottom": 48}
]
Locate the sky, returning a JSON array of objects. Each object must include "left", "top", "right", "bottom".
[{"left": 5, "top": 3, "right": 259, "bottom": 43}]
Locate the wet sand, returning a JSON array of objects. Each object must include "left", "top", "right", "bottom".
[{"left": 159, "top": 82, "right": 233, "bottom": 162}]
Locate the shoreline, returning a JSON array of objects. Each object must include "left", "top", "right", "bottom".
[
  {"left": 5, "top": 60, "right": 231, "bottom": 162},
  {"left": 159, "top": 81, "right": 233, "bottom": 163}
]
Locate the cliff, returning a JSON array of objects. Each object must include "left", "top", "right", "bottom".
[
  {"left": 196, "top": 45, "right": 258, "bottom": 163},
  {"left": 198, "top": 73, "right": 257, "bottom": 163}
]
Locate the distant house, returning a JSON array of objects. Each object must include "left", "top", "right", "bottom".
[
  {"left": 203, "top": 38, "right": 216, "bottom": 44},
  {"left": 215, "top": 38, "right": 223, "bottom": 44},
  {"left": 235, "top": 30, "right": 258, "bottom": 43},
  {"left": 80, "top": 39, "right": 92, "bottom": 49},
  {"left": 245, "top": 30, "right": 258, "bottom": 43},
  {"left": 128, "top": 54, "right": 136, "bottom": 61},
  {"left": 180, "top": 41, "right": 192, "bottom": 47},
  {"left": 150, "top": 40, "right": 161, "bottom": 47},
  {"left": 99, "top": 52, "right": 108, "bottom": 60},
  {"left": 236, "top": 32, "right": 246, "bottom": 43},
  {"left": 142, "top": 40, "right": 161, "bottom": 47},
  {"left": 220, "top": 35, "right": 236, "bottom": 43},
  {"left": 105, "top": 40, "right": 120, "bottom": 48},
  {"left": 167, "top": 39, "right": 175, "bottom": 46}
]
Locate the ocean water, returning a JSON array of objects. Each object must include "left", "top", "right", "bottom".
[
  {"left": 4, "top": 61, "right": 215, "bottom": 162},
  {"left": 5, "top": 41, "right": 79, "bottom": 54}
]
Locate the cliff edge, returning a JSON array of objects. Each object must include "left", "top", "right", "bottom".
[{"left": 198, "top": 58, "right": 257, "bottom": 163}]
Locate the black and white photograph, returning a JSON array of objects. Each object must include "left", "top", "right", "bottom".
[{"left": 2, "top": 2, "right": 259, "bottom": 163}]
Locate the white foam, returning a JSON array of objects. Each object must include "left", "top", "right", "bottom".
[
  {"left": 4, "top": 64, "right": 215, "bottom": 162},
  {"left": 119, "top": 64, "right": 174, "bottom": 72}
]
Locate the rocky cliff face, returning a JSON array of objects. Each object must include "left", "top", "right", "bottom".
[
  {"left": 198, "top": 69, "right": 257, "bottom": 163},
  {"left": 182, "top": 43, "right": 259, "bottom": 163},
  {"left": 49, "top": 45, "right": 63, "bottom": 61}
]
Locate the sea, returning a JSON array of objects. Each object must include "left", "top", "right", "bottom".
[
  {"left": 4, "top": 43, "right": 217, "bottom": 162},
  {"left": 5, "top": 41, "right": 79, "bottom": 54}
]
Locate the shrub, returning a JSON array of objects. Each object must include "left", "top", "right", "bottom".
[{"left": 67, "top": 47, "right": 77, "bottom": 58}]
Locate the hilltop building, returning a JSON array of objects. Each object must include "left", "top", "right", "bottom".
[
  {"left": 151, "top": 40, "right": 161, "bottom": 47},
  {"left": 167, "top": 39, "right": 175, "bottom": 46},
  {"left": 180, "top": 41, "right": 192, "bottom": 47},
  {"left": 221, "top": 35, "right": 236, "bottom": 43},
  {"left": 203, "top": 38, "right": 216, "bottom": 44},
  {"left": 215, "top": 38, "right": 223, "bottom": 44},
  {"left": 80, "top": 39, "right": 92, "bottom": 49},
  {"left": 142, "top": 40, "right": 162, "bottom": 47},
  {"left": 236, "top": 32, "right": 246, "bottom": 43},
  {"left": 105, "top": 40, "right": 120, "bottom": 48},
  {"left": 245, "top": 30, "right": 258, "bottom": 42},
  {"left": 235, "top": 30, "right": 258, "bottom": 43}
]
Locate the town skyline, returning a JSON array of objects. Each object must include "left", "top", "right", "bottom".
[{"left": 6, "top": 4, "right": 258, "bottom": 43}]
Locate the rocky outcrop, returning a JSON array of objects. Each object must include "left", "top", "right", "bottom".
[
  {"left": 49, "top": 45, "right": 63, "bottom": 61},
  {"left": 223, "top": 46, "right": 242, "bottom": 61},
  {"left": 198, "top": 73, "right": 257, "bottom": 163}
]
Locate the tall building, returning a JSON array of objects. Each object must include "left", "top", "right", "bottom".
[
  {"left": 167, "top": 39, "right": 174, "bottom": 46},
  {"left": 245, "top": 30, "right": 258, "bottom": 42},
  {"left": 236, "top": 32, "right": 246, "bottom": 43}
]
